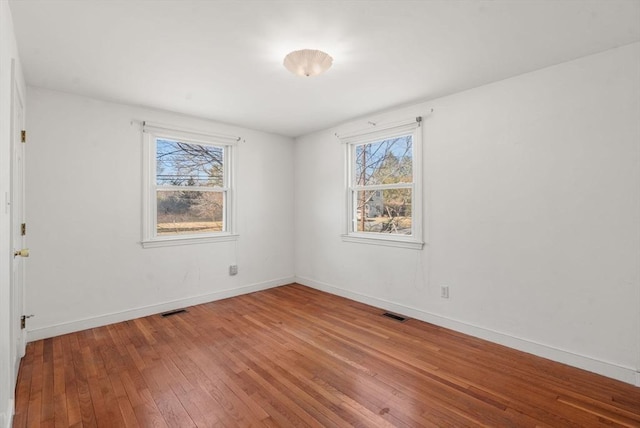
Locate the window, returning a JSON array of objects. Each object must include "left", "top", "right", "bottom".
[
  {"left": 142, "top": 122, "right": 239, "bottom": 248},
  {"left": 339, "top": 117, "right": 423, "bottom": 249}
]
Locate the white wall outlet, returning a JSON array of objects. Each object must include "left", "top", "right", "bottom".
[
  {"left": 229, "top": 265, "right": 238, "bottom": 276},
  {"left": 441, "top": 285, "right": 449, "bottom": 299}
]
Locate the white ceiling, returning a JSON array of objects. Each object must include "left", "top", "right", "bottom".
[{"left": 8, "top": 0, "right": 640, "bottom": 137}]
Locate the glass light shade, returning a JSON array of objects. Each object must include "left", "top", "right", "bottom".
[{"left": 283, "top": 49, "right": 333, "bottom": 77}]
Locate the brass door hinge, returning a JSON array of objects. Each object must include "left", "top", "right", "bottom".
[
  {"left": 21, "top": 223, "right": 26, "bottom": 236},
  {"left": 21, "top": 130, "right": 26, "bottom": 143}
]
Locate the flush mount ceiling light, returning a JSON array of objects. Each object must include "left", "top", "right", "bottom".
[{"left": 283, "top": 49, "right": 333, "bottom": 77}]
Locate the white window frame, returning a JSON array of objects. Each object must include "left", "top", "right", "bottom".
[
  {"left": 338, "top": 117, "right": 424, "bottom": 250},
  {"left": 141, "top": 122, "right": 239, "bottom": 248}
]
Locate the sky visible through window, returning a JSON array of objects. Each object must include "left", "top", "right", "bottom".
[
  {"left": 355, "top": 135, "right": 412, "bottom": 186},
  {"left": 156, "top": 138, "right": 224, "bottom": 187}
]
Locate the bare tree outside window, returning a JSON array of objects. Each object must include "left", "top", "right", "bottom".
[
  {"left": 155, "top": 139, "right": 226, "bottom": 235},
  {"left": 354, "top": 136, "right": 413, "bottom": 234}
]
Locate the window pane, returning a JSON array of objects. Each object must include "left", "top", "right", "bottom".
[
  {"left": 156, "top": 139, "right": 224, "bottom": 187},
  {"left": 157, "top": 190, "right": 223, "bottom": 235},
  {"left": 355, "top": 136, "right": 412, "bottom": 186},
  {"left": 355, "top": 188, "right": 412, "bottom": 235}
]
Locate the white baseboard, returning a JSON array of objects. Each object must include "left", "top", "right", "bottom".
[
  {"left": 295, "top": 276, "right": 639, "bottom": 387},
  {"left": 27, "top": 277, "right": 295, "bottom": 342}
]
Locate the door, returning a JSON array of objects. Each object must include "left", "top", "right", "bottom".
[{"left": 10, "top": 63, "right": 27, "bottom": 381}]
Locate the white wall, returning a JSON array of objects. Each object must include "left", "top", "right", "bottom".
[
  {"left": 294, "top": 43, "right": 640, "bottom": 385},
  {"left": 25, "top": 88, "right": 295, "bottom": 340}
]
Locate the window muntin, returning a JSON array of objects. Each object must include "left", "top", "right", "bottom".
[
  {"left": 340, "top": 118, "right": 423, "bottom": 249},
  {"left": 142, "top": 123, "right": 238, "bottom": 247}
]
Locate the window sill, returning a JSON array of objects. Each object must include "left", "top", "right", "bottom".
[
  {"left": 142, "top": 234, "right": 239, "bottom": 248},
  {"left": 341, "top": 234, "right": 424, "bottom": 250}
]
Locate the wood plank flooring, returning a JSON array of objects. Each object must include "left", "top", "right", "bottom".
[{"left": 13, "top": 284, "right": 640, "bottom": 427}]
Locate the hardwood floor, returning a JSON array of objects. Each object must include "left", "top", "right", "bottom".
[{"left": 13, "top": 284, "right": 640, "bottom": 427}]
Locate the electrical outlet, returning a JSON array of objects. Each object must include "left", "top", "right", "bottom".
[
  {"left": 441, "top": 285, "right": 449, "bottom": 299},
  {"left": 229, "top": 265, "right": 238, "bottom": 276}
]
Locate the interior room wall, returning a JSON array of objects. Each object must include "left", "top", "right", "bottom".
[
  {"left": 24, "top": 87, "right": 296, "bottom": 341},
  {"left": 294, "top": 42, "right": 640, "bottom": 385}
]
